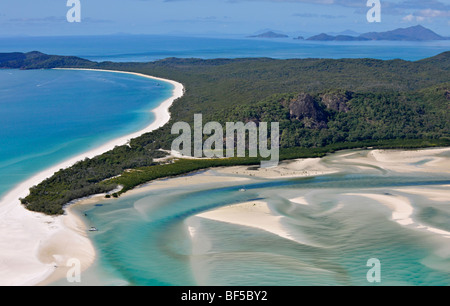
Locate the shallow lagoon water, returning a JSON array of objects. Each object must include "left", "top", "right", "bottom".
[{"left": 64, "top": 150, "right": 450, "bottom": 286}]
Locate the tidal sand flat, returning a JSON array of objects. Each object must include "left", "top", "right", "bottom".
[
  {"left": 0, "top": 70, "right": 183, "bottom": 286},
  {"left": 59, "top": 147, "right": 450, "bottom": 286}
]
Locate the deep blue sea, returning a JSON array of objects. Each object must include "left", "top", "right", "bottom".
[
  {"left": 1, "top": 35, "right": 449, "bottom": 62},
  {"left": 0, "top": 35, "right": 449, "bottom": 286}
]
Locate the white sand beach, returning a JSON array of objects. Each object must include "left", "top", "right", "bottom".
[
  {"left": 216, "top": 157, "right": 339, "bottom": 179},
  {"left": 0, "top": 69, "right": 184, "bottom": 286},
  {"left": 183, "top": 147, "right": 450, "bottom": 258},
  {"left": 193, "top": 200, "right": 297, "bottom": 242}
]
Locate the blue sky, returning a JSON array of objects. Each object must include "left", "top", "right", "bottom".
[{"left": 0, "top": 0, "right": 448, "bottom": 37}]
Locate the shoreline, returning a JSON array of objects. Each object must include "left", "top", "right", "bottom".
[
  {"left": 0, "top": 68, "right": 184, "bottom": 286},
  {"left": 2, "top": 143, "right": 447, "bottom": 285}
]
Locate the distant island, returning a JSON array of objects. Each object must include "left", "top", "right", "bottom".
[
  {"left": 248, "top": 31, "right": 289, "bottom": 38},
  {"left": 307, "top": 25, "right": 449, "bottom": 41},
  {"left": 248, "top": 25, "right": 449, "bottom": 41},
  {"left": 306, "top": 33, "right": 369, "bottom": 41}
]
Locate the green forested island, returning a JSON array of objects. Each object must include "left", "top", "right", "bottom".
[{"left": 1, "top": 51, "right": 449, "bottom": 215}]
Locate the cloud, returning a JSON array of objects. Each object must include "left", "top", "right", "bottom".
[
  {"left": 161, "top": 0, "right": 449, "bottom": 13},
  {"left": 158, "top": 0, "right": 450, "bottom": 27},
  {"left": 230, "top": 0, "right": 361, "bottom": 6},
  {"left": 8, "top": 16, "right": 66, "bottom": 23},
  {"left": 402, "top": 14, "right": 424, "bottom": 22},
  {"left": 402, "top": 7, "right": 450, "bottom": 22},
  {"left": 163, "top": 0, "right": 340, "bottom": 4},
  {"left": 293, "top": 12, "right": 346, "bottom": 19},
  {"left": 343, "top": 0, "right": 449, "bottom": 18},
  {"left": 393, "top": 0, "right": 450, "bottom": 11},
  {"left": 7, "top": 16, "right": 113, "bottom": 25},
  {"left": 416, "top": 8, "right": 450, "bottom": 18},
  {"left": 163, "top": 16, "right": 222, "bottom": 24}
]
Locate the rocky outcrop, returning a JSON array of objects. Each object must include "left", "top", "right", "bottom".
[
  {"left": 284, "top": 93, "right": 328, "bottom": 128},
  {"left": 321, "top": 91, "right": 350, "bottom": 112}
]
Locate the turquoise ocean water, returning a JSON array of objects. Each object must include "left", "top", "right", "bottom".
[
  {"left": 0, "top": 35, "right": 449, "bottom": 286},
  {"left": 0, "top": 69, "right": 173, "bottom": 198}
]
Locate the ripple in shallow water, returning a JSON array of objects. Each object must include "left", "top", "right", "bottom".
[{"left": 65, "top": 149, "right": 450, "bottom": 286}]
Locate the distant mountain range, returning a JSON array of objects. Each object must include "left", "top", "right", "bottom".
[
  {"left": 306, "top": 33, "right": 369, "bottom": 41},
  {"left": 309, "top": 25, "right": 449, "bottom": 41},
  {"left": 249, "top": 25, "right": 449, "bottom": 41},
  {"left": 248, "top": 31, "right": 289, "bottom": 38},
  {"left": 327, "top": 30, "right": 360, "bottom": 37}
]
